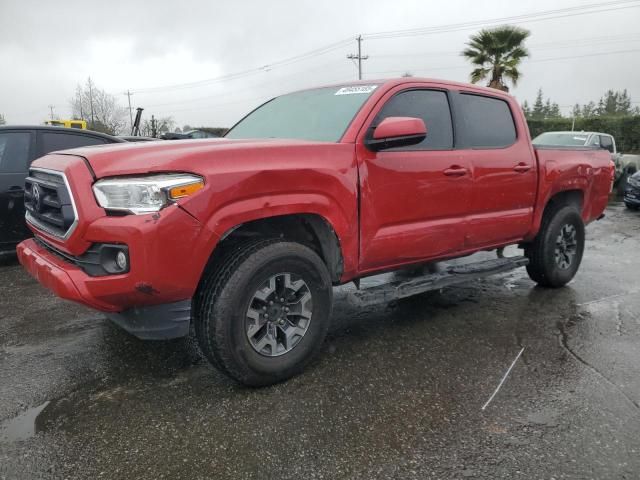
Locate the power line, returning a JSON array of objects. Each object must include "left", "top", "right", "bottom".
[
  {"left": 144, "top": 45, "right": 640, "bottom": 116},
  {"left": 371, "top": 33, "right": 640, "bottom": 59},
  {"left": 126, "top": 0, "right": 639, "bottom": 96},
  {"left": 131, "top": 0, "right": 640, "bottom": 93},
  {"left": 143, "top": 59, "right": 349, "bottom": 109},
  {"left": 363, "top": 0, "right": 640, "bottom": 40},
  {"left": 131, "top": 37, "right": 353, "bottom": 94},
  {"left": 150, "top": 71, "right": 355, "bottom": 116},
  {"left": 366, "top": 47, "right": 640, "bottom": 76}
]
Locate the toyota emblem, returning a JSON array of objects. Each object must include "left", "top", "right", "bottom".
[{"left": 32, "top": 184, "right": 42, "bottom": 212}]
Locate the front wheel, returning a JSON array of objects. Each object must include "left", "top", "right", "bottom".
[
  {"left": 194, "top": 240, "right": 333, "bottom": 386},
  {"left": 525, "top": 206, "right": 585, "bottom": 288}
]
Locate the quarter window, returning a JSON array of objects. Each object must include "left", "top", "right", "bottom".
[
  {"left": 457, "top": 94, "right": 516, "bottom": 148},
  {"left": 374, "top": 90, "right": 454, "bottom": 150}
]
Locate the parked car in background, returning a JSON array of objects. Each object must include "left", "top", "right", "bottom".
[
  {"left": 44, "top": 119, "right": 87, "bottom": 129},
  {"left": 0, "top": 126, "right": 124, "bottom": 257},
  {"left": 616, "top": 154, "right": 640, "bottom": 186},
  {"left": 624, "top": 171, "right": 640, "bottom": 210},
  {"left": 532, "top": 131, "right": 623, "bottom": 180},
  {"left": 118, "top": 135, "right": 160, "bottom": 142},
  {"left": 161, "top": 129, "right": 221, "bottom": 140},
  {"left": 17, "top": 78, "right": 614, "bottom": 386}
]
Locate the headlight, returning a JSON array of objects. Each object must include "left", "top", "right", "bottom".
[{"left": 92, "top": 174, "right": 204, "bottom": 215}]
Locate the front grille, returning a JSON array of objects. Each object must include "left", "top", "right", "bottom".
[{"left": 24, "top": 169, "right": 77, "bottom": 238}]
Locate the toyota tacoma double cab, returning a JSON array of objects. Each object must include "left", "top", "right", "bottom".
[{"left": 17, "top": 79, "right": 614, "bottom": 386}]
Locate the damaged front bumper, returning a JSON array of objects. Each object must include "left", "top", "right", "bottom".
[{"left": 18, "top": 204, "right": 215, "bottom": 339}]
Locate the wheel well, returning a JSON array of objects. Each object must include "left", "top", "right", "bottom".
[
  {"left": 210, "top": 214, "right": 344, "bottom": 283},
  {"left": 544, "top": 190, "right": 584, "bottom": 217}
]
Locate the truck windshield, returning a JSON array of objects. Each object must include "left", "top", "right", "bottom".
[
  {"left": 532, "top": 132, "right": 589, "bottom": 147},
  {"left": 225, "top": 85, "right": 379, "bottom": 142}
]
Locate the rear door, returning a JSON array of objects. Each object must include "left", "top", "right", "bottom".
[
  {"left": 0, "top": 130, "right": 36, "bottom": 249},
  {"left": 357, "top": 86, "right": 472, "bottom": 272},
  {"left": 452, "top": 92, "right": 537, "bottom": 247}
]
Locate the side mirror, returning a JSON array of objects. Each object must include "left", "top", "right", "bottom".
[{"left": 366, "top": 117, "right": 427, "bottom": 151}]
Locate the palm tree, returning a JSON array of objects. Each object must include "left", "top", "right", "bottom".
[{"left": 461, "top": 26, "right": 530, "bottom": 92}]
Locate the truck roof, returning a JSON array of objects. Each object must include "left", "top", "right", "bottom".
[{"left": 291, "top": 77, "right": 514, "bottom": 100}]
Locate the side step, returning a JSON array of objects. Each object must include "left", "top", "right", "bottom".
[{"left": 347, "top": 256, "right": 529, "bottom": 307}]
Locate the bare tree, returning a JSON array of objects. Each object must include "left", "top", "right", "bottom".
[
  {"left": 0, "top": 113, "right": 6, "bottom": 125},
  {"left": 139, "top": 116, "right": 175, "bottom": 137},
  {"left": 69, "top": 78, "right": 127, "bottom": 135},
  {"left": 157, "top": 116, "right": 175, "bottom": 135}
]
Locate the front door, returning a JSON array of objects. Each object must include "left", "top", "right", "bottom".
[{"left": 357, "top": 87, "right": 472, "bottom": 273}]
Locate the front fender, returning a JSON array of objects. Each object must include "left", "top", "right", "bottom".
[{"left": 185, "top": 192, "right": 359, "bottom": 284}]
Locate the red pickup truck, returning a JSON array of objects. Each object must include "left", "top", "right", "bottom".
[{"left": 17, "top": 79, "right": 613, "bottom": 386}]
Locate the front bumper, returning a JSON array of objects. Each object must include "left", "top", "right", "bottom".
[
  {"left": 18, "top": 202, "right": 218, "bottom": 339},
  {"left": 19, "top": 201, "right": 209, "bottom": 307},
  {"left": 18, "top": 238, "right": 192, "bottom": 339},
  {"left": 624, "top": 185, "right": 640, "bottom": 205},
  {"left": 18, "top": 237, "right": 102, "bottom": 308}
]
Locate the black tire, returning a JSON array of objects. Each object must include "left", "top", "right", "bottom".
[
  {"left": 625, "top": 202, "right": 639, "bottom": 211},
  {"left": 525, "top": 205, "right": 585, "bottom": 288},
  {"left": 194, "top": 239, "right": 333, "bottom": 386}
]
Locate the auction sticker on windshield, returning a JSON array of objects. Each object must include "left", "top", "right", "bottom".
[{"left": 335, "top": 85, "right": 378, "bottom": 95}]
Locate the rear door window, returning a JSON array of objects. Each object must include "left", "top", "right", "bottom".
[
  {"left": 457, "top": 94, "right": 516, "bottom": 148},
  {"left": 373, "top": 89, "right": 454, "bottom": 150},
  {"left": 40, "top": 132, "right": 108, "bottom": 155},
  {"left": 0, "top": 132, "right": 32, "bottom": 173}
]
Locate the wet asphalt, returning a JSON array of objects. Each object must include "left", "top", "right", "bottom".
[{"left": 1, "top": 201, "right": 639, "bottom": 480}]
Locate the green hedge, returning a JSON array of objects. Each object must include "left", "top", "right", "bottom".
[{"left": 526, "top": 116, "right": 640, "bottom": 153}]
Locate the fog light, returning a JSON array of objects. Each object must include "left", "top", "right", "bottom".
[{"left": 116, "top": 251, "right": 128, "bottom": 270}]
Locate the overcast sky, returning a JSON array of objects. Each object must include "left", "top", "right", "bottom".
[{"left": 1, "top": 0, "right": 639, "bottom": 130}]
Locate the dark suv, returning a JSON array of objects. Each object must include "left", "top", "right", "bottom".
[
  {"left": 624, "top": 170, "right": 640, "bottom": 210},
  {"left": 0, "top": 126, "right": 125, "bottom": 257}
]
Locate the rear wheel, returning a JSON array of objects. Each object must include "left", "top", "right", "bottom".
[
  {"left": 194, "top": 239, "right": 333, "bottom": 386},
  {"left": 525, "top": 206, "right": 585, "bottom": 288}
]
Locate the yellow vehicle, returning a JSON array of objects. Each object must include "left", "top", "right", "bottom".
[{"left": 44, "top": 119, "right": 87, "bottom": 129}]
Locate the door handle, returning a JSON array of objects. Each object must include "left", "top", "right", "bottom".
[
  {"left": 513, "top": 163, "right": 532, "bottom": 173},
  {"left": 443, "top": 166, "right": 468, "bottom": 177}
]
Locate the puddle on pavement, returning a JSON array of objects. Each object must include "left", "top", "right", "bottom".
[{"left": 0, "top": 401, "right": 50, "bottom": 442}]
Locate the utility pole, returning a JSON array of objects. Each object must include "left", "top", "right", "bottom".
[
  {"left": 347, "top": 35, "right": 368, "bottom": 80},
  {"left": 48, "top": 105, "right": 55, "bottom": 120},
  {"left": 88, "top": 77, "right": 95, "bottom": 129},
  {"left": 125, "top": 90, "right": 134, "bottom": 130}
]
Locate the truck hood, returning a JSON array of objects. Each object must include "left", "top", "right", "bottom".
[{"left": 58, "top": 138, "right": 339, "bottom": 178}]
